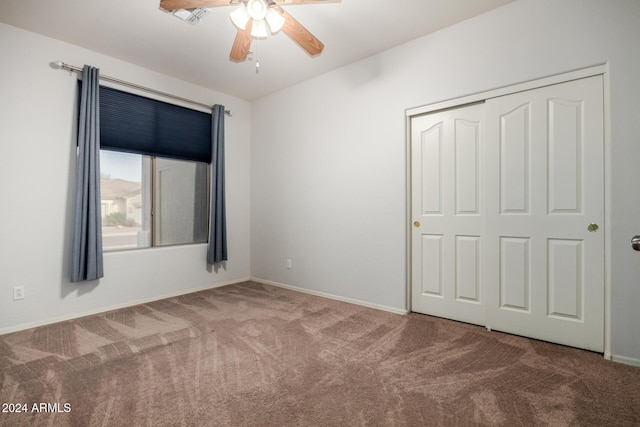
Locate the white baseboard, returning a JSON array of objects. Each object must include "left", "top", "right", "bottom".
[
  {"left": 251, "top": 277, "right": 409, "bottom": 316},
  {"left": 611, "top": 354, "right": 640, "bottom": 368},
  {"left": 0, "top": 277, "right": 251, "bottom": 336}
]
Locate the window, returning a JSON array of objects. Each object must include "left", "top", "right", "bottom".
[
  {"left": 89, "top": 84, "right": 214, "bottom": 252},
  {"left": 100, "top": 151, "right": 209, "bottom": 252}
]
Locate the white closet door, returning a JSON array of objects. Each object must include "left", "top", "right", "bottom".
[
  {"left": 484, "top": 76, "right": 604, "bottom": 351},
  {"left": 411, "top": 103, "right": 485, "bottom": 326}
]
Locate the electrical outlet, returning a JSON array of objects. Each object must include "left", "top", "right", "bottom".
[
  {"left": 13, "top": 286, "right": 25, "bottom": 300},
  {"left": 286, "top": 259, "right": 292, "bottom": 270}
]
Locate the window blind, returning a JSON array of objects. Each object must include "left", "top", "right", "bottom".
[{"left": 82, "top": 84, "right": 212, "bottom": 163}]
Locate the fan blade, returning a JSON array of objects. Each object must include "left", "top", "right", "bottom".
[
  {"left": 276, "top": 8, "right": 324, "bottom": 56},
  {"left": 272, "top": 0, "right": 340, "bottom": 4},
  {"left": 160, "top": 0, "right": 237, "bottom": 12},
  {"left": 230, "top": 19, "right": 253, "bottom": 61}
]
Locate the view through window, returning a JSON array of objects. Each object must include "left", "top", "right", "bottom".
[{"left": 100, "top": 150, "right": 209, "bottom": 251}]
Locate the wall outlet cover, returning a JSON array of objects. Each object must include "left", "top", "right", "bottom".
[{"left": 13, "top": 286, "right": 25, "bottom": 300}]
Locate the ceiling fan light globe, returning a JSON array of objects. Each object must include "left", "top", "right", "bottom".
[
  {"left": 265, "top": 8, "right": 285, "bottom": 33},
  {"left": 250, "top": 18, "right": 268, "bottom": 38},
  {"left": 247, "top": 0, "right": 268, "bottom": 20},
  {"left": 230, "top": 4, "right": 250, "bottom": 30}
]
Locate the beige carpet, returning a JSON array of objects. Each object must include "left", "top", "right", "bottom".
[{"left": 1, "top": 281, "right": 639, "bottom": 426}]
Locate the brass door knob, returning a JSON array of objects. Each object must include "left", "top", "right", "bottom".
[
  {"left": 587, "top": 223, "right": 599, "bottom": 232},
  {"left": 413, "top": 221, "right": 420, "bottom": 228}
]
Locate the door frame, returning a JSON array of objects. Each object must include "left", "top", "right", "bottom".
[{"left": 405, "top": 64, "right": 612, "bottom": 359}]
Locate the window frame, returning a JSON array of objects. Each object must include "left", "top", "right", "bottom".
[{"left": 100, "top": 149, "right": 211, "bottom": 253}]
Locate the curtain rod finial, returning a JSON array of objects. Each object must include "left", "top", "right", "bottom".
[{"left": 50, "top": 61, "right": 64, "bottom": 70}]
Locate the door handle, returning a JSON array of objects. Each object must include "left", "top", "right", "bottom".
[{"left": 632, "top": 236, "right": 640, "bottom": 251}]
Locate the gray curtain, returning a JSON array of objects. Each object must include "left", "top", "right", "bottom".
[
  {"left": 207, "top": 104, "right": 228, "bottom": 263},
  {"left": 71, "top": 65, "right": 104, "bottom": 282}
]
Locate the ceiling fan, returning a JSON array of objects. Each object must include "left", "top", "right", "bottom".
[{"left": 159, "top": 0, "right": 340, "bottom": 61}]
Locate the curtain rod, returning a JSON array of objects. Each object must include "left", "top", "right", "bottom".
[{"left": 52, "top": 61, "right": 232, "bottom": 116}]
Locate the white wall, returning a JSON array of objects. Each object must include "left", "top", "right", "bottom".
[
  {"left": 251, "top": 0, "right": 640, "bottom": 362},
  {"left": 0, "top": 23, "right": 251, "bottom": 333}
]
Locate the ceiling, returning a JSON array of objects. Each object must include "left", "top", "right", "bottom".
[{"left": 0, "top": 0, "right": 514, "bottom": 101}]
